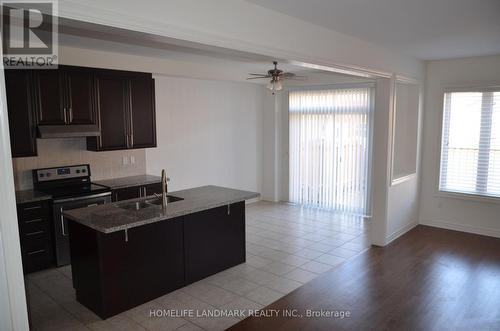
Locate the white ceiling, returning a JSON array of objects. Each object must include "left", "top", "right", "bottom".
[{"left": 244, "top": 0, "right": 500, "bottom": 60}]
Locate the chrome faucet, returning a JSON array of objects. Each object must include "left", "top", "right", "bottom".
[
  {"left": 154, "top": 169, "right": 168, "bottom": 210},
  {"left": 161, "top": 169, "right": 168, "bottom": 209}
]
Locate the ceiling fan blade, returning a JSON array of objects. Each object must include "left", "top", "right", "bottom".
[
  {"left": 286, "top": 76, "right": 308, "bottom": 81},
  {"left": 246, "top": 76, "right": 269, "bottom": 80},
  {"left": 248, "top": 73, "right": 269, "bottom": 76}
]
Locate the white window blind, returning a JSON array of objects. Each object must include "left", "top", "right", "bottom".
[
  {"left": 440, "top": 90, "right": 500, "bottom": 197},
  {"left": 289, "top": 86, "right": 374, "bottom": 215}
]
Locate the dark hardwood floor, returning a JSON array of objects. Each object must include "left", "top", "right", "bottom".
[{"left": 230, "top": 225, "right": 500, "bottom": 331}]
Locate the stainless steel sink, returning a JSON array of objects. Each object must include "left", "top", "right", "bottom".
[
  {"left": 118, "top": 201, "right": 151, "bottom": 211},
  {"left": 145, "top": 195, "right": 184, "bottom": 205},
  {"left": 118, "top": 195, "right": 184, "bottom": 211}
]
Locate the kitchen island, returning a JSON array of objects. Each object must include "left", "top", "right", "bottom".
[{"left": 63, "top": 185, "right": 259, "bottom": 319}]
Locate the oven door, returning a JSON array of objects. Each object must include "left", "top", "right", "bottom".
[{"left": 52, "top": 192, "right": 111, "bottom": 266}]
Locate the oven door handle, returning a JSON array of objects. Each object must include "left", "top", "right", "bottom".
[
  {"left": 60, "top": 207, "right": 67, "bottom": 237},
  {"left": 52, "top": 191, "right": 111, "bottom": 204}
]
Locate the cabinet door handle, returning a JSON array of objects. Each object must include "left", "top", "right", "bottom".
[
  {"left": 25, "top": 218, "right": 43, "bottom": 224},
  {"left": 23, "top": 205, "right": 42, "bottom": 211},
  {"left": 27, "top": 249, "right": 45, "bottom": 256},
  {"left": 138, "top": 187, "right": 143, "bottom": 198},
  {"left": 25, "top": 230, "right": 44, "bottom": 237},
  {"left": 60, "top": 207, "right": 67, "bottom": 237},
  {"left": 130, "top": 133, "right": 134, "bottom": 147},
  {"left": 143, "top": 187, "right": 147, "bottom": 197},
  {"left": 63, "top": 107, "right": 68, "bottom": 124},
  {"left": 69, "top": 107, "right": 73, "bottom": 123},
  {"left": 227, "top": 204, "right": 231, "bottom": 215}
]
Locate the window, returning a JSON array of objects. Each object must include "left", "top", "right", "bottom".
[
  {"left": 289, "top": 86, "right": 374, "bottom": 215},
  {"left": 439, "top": 90, "right": 500, "bottom": 198}
]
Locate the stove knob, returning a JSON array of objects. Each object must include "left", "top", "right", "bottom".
[
  {"left": 39, "top": 173, "right": 44, "bottom": 178},
  {"left": 46, "top": 173, "right": 51, "bottom": 177},
  {"left": 76, "top": 170, "right": 81, "bottom": 174},
  {"left": 82, "top": 169, "right": 86, "bottom": 173}
]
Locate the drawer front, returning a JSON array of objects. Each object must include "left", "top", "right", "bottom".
[
  {"left": 22, "top": 246, "right": 53, "bottom": 274},
  {"left": 17, "top": 200, "right": 54, "bottom": 273},
  {"left": 20, "top": 228, "right": 51, "bottom": 252},
  {"left": 18, "top": 200, "right": 50, "bottom": 220},
  {"left": 19, "top": 215, "right": 50, "bottom": 234}
]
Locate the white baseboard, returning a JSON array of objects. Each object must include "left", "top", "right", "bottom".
[
  {"left": 384, "top": 220, "right": 418, "bottom": 245},
  {"left": 420, "top": 219, "right": 500, "bottom": 239},
  {"left": 245, "top": 197, "right": 261, "bottom": 205}
]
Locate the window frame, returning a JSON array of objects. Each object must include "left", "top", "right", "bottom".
[{"left": 436, "top": 86, "right": 500, "bottom": 203}]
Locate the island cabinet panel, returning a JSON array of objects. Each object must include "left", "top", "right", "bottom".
[
  {"left": 68, "top": 217, "right": 185, "bottom": 319},
  {"left": 184, "top": 201, "right": 246, "bottom": 284}
]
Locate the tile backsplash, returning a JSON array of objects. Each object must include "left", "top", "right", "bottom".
[{"left": 12, "top": 138, "right": 147, "bottom": 190}]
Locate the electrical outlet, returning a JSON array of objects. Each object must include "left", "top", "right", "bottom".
[{"left": 122, "top": 156, "right": 129, "bottom": 165}]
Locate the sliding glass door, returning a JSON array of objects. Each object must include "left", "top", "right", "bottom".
[{"left": 289, "top": 86, "right": 374, "bottom": 215}]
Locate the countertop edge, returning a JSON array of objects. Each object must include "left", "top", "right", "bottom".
[{"left": 64, "top": 188, "right": 260, "bottom": 234}]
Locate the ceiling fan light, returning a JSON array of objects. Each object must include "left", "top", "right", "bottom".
[
  {"left": 274, "top": 80, "right": 283, "bottom": 91},
  {"left": 266, "top": 79, "right": 283, "bottom": 93}
]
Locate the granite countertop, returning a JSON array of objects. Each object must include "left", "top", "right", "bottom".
[
  {"left": 16, "top": 189, "right": 52, "bottom": 204},
  {"left": 63, "top": 185, "right": 259, "bottom": 234},
  {"left": 93, "top": 174, "right": 162, "bottom": 190}
]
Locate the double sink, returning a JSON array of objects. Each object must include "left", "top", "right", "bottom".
[{"left": 118, "top": 195, "right": 184, "bottom": 211}]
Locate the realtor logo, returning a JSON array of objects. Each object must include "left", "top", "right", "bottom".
[{"left": 1, "top": 0, "right": 58, "bottom": 68}]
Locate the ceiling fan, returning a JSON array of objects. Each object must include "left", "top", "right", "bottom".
[{"left": 247, "top": 61, "right": 306, "bottom": 94}]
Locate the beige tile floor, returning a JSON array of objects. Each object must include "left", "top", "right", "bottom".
[{"left": 26, "top": 201, "right": 370, "bottom": 331}]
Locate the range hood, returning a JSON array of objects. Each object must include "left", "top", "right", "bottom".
[{"left": 38, "top": 125, "right": 101, "bottom": 139}]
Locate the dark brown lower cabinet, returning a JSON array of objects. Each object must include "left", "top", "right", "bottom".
[
  {"left": 184, "top": 202, "right": 246, "bottom": 283},
  {"left": 67, "top": 201, "right": 246, "bottom": 319},
  {"left": 69, "top": 217, "right": 185, "bottom": 319},
  {"left": 17, "top": 200, "right": 55, "bottom": 273}
]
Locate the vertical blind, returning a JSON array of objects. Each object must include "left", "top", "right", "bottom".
[
  {"left": 289, "top": 86, "right": 374, "bottom": 215},
  {"left": 440, "top": 91, "right": 500, "bottom": 197}
]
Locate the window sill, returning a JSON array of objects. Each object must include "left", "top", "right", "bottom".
[{"left": 436, "top": 190, "right": 500, "bottom": 205}]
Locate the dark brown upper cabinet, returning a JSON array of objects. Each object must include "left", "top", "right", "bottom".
[
  {"left": 129, "top": 77, "right": 156, "bottom": 149},
  {"left": 5, "top": 70, "right": 38, "bottom": 157},
  {"left": 34, "top": 66, "right": 96, "bottom": 126},
  {"left": 92, "top": 74, "right": 129, "bottom": 151},
  {"left": 87, "top": 70, "right": 156, "bottom": 151},
  {"left": 64, "top": 67, "right": 96, "bottom": 125}
]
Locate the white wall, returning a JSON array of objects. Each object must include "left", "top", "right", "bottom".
[
  {"left": 146, "top": 75, "right": 272, "bottom": 193},
  {"left": 420, "top": 55, "right": 500, "bottom": 238}
]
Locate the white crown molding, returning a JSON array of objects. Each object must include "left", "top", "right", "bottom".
[{"left": 59, "top": 1, "right": 397, "bottom": 80}]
